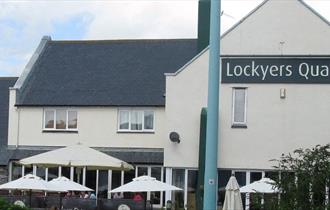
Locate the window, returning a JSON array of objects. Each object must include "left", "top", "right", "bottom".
[
  {"left": 232, "top": 88, "right": 247, "bottom": 127},
  {"left": 118, "top": 109, "right": 154, "bottom": 132},
  {"left": 131, "top": 110, "right": 143, "bottom": 130},
  {"left": 234, "top": 171, "right": 246, "bottom": 187},
  {"left": 44, "top": 109, "right": 77, "bottom": 131}
]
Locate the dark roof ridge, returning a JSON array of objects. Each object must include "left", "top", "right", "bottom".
[
  {"left": 0, "top": 77, "right": 19, "bottom": 80},
  {"left": 50, "top": 38, "right": 197, "bottom": 44}
]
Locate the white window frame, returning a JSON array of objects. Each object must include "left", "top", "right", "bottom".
[
  {"left": 117, "top": 108, "right": 155, "bottom": 132},
  {"left": 43, "top": 109, "right": 78, "bottom": 131},
  {"left": 232, "top": 87, "right": 247, "bottom": 126}
]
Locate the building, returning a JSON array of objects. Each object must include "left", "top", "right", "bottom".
[
  {"left": 1, "top": 0, "right": 330, "bottom": 209},
  {"left": 164, "top": 0, "right": 330, "bottom": 207},
  {"left": 6, "top": 38, "right": 198, "bottom": 209}
]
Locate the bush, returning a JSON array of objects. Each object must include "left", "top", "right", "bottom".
[
  {"left": 0, "top": 197, "right": 10, "bottom": 209},
  {"left": 271, "top": 144, "right": 330, "bottom": 210},
  {"left": 0, "top": 197, "right": 31, "bottom": 210}
]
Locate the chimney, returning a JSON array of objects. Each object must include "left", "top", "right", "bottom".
[{"left": 197, "top": 0, "right": 211, "bottom": 53}]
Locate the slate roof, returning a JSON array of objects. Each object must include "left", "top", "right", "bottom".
[
  {"left": 16, "top": 39, "right": 198, "bottom": 106},
  {"left": 0, "top": 77, "right": 18, "bottom": 165},
  {"left": 0, "top": 148, "right": 14, "bottom": 165},
  {"left": 9, "top": 147, "right": 163, "bottom": 165}
]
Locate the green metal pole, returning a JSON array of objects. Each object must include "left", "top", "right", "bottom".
[
  {"left": 197, "top": 108, "right": 207, "bottom": 210},
  {"left": 203, "top": 0, "right": 220, "bottom": 209}
]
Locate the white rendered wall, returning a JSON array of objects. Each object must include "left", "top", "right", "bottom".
[
  {"left": 165, "top": 54, "right": 330, "bottom": 169},
  {"left": 165, "top": 51, "right": 209, "bottom": 168},
  {"left": 7, "top": 92, "right": 166, "bottom": 148},
  {"left": 221, "top": 0, "right": 330, "bottom": 55},
  {"left": 165, "top": 0, "right": 330, "bottom": 169},
  {"left": 8, "top": 89, "right": 19, "bottom": 147}
]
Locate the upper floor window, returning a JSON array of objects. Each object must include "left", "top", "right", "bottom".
[
  {"left": 118, "top": 109, "right": 154, "bottom": 132},
  {"left": 44, "top": 109, "right": 78, "bottom": 131},
  {"left": 232, "top": 88, "right": 247, "bottom": 128}
]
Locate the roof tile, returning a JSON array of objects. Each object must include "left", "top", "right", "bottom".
[{"left": 17, "top": 39, "right": 197, "bottom": 106}]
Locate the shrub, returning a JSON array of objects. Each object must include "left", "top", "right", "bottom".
[
  {"left": 271, "top": 144, "right": 330, "bottom": 210},
  {"left": 0, "top": 197, "right": 30, "bottom": 210}
]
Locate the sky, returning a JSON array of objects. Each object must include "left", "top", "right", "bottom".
[{"left": 0, "top": 0, "right": 329, "bottom": 77}]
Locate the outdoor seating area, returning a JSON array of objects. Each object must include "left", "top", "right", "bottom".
[
  {"left": 0, "top": 144, "right": 183, "bottom": 209},
  {"left": 0, "top": 173, "right": 174, "bottom": 210},
  {"left": 1, "top": 195, "right": 147, "bottom": 210}
]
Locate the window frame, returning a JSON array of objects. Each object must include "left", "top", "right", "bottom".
[
  {"left": 232, "top": 87, "right": 247, "bottom": 128},
  {"left": 43, "top": 108, "right": 78, "bottom": 132},
  {"left": 117, "top": 108, "right": 155, "bottom": 133}
]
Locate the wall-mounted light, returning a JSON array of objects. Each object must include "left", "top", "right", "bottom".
[
  {"left": 169, "top": 132, "right": 180, "bottom": 143},
  {"left": 280, "top": 88, "right": 286, "bottom": 99}
]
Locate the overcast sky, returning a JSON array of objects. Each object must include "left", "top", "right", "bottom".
[{"left": 0, "top": 0, "right": 329, "bottom": 77}]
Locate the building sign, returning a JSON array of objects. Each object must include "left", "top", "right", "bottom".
[{"left": 221, "top": 57, "right": 330, "bottom": 83}]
